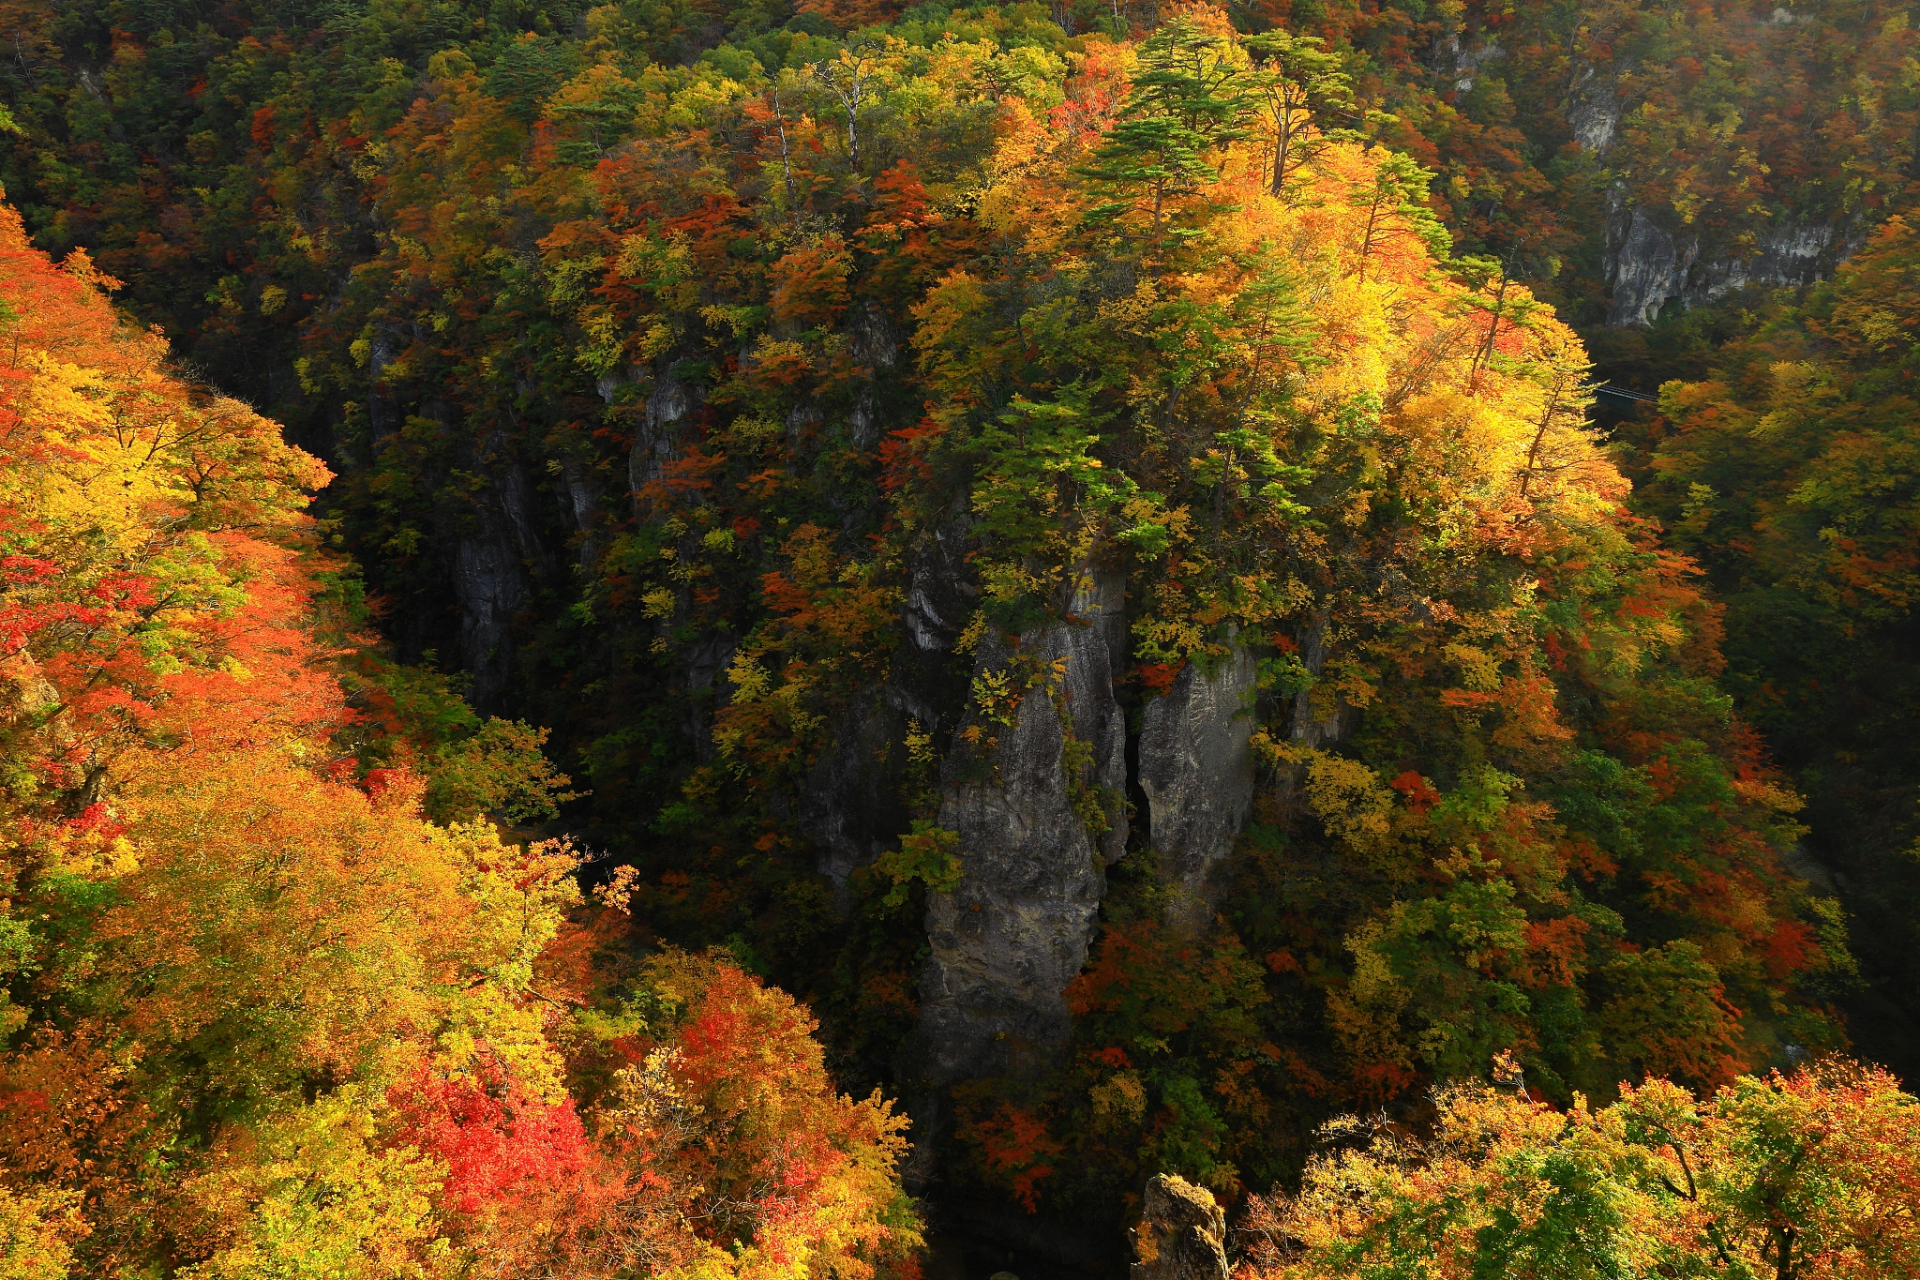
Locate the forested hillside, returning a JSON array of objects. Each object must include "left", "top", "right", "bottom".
[
  {"left": 0, "top": 200, "right": 918, "bottom": 1273},
  {"left": 4, "top": 0, "right": 1920, "bottom": 1274}
]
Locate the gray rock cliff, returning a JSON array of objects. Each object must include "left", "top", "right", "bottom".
[
  {"left": 1129, "top": 1175, "right": 1229, "bottom": 1280},
  {"left": 800, "top": 692, "right": 913, "bottom": 910},
  {"left": 799, "top": 517, "right": 977, "bottom": 906},
  {"left": 1139, "top": 647, "right": 1257, "bottom": 933},
  {"left": 628, "top": 366, "right": 696, "bottom": 501},
  {"left": 450, "top": 523, "right": 528, "bottom": 711},
  {"left": 913, "top": 577, "right": 1128, "bottom": 1086},
  {"left": 1603, "top": 197, "right": 1845, "bottom": 329},
  {"left": 1568, "top": 63, "right": 1623, "bottom": 154}
]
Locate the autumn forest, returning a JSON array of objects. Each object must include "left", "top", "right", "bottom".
[{"left": 3, "top": 0, "right": 1920, "bottom": 1276}]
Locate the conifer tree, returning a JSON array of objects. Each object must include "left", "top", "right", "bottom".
[
  {"left": 1241, "top": 29, "right": 1354, "bottom": 198},
  {"left": 1078, "top": 13, "right": 1255, "bottom": 252}
]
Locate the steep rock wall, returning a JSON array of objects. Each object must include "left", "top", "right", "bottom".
[
  {"left": 446, "top": 430, "right": 548, "bottom": 711},
  {"left": 1603, "top": 194, "right": 1846, "bottom": 328},
  {"left": 450, "top": 524, "right": 529, "bottom": 711},
  {"left": 801, "top": 694, "right": 914, "bottom": 907},
  {"left": 628, "top": 366, "right": 697, "bottom": 499},
  {"left": 1138, "top": 648, "right": 1257, "bottom": 933},
  {"left": 913, "top": 577, "right": 1128, "bottom": 1086},
  {"left": 1129, "top": 1175, "right": 1229, "bottom": 1280}
]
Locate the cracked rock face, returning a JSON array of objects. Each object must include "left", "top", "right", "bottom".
[
  {"left": 913, "top": 586, "right": 1127, "bottom": 1085},
  {"left": 680, "top": 630, "right": 736, "bottom": 766},
  {"left": 1065, "top": 571, "right": 1130, "bottom": 865},
  {"left": 1605, "top": 204, "right": 1698, "bottom": 328},
  {"left": 1568, "top": 63, "right": 1622, "bottom": 153},
  {"left": 917, "top": 679, "right": 1102, "bottom": 1083},
  {"left": 1605, "top": 200, "right": 1849, "bottom": 328},
  {"left": 1129, "top": 1175, "right": 1228, "bottom": 1280},
  {"left": 628, "top": 368, "right": 695, "bottom": 501},
  {"left": 1139, "top": 648, "right": 1257, "bottom": 933},
  {"left": 1578, "top": 48, "right": 1855, "bottom": 331},
  {"left": 801, "top": 519, "right": 979, "bottom": 911},
  {"left": 1696, "top": 220, "right": 1838, "bottom": 301},
  {"left": 904, "top": 518, "right": 976, "bottom": 655}
]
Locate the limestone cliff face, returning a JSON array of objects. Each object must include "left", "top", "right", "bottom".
[
  {"left": 1129, "top": 1175, "right": 1229, "bottom": 1280},
  {"left": 1568, "top": 63, "right": 1623, "bottom": 154},
  {"left": 1138, "top": 648, "right": 1257, "bottom": 933},
  {"left": 1065, "top": 571, "right": 1131, "bottom": 868},
  {"left": 916, "top": 670, "right": 1104, "bottom": 1082},
  {"left": 799, "top": 517, "right": 977, "bottom": 907},
  {"left": 913, "top": 576, "right": 1128, "bottom": 1086},
  {"left": 801, "top": 695, "right": 915, "bottom": 907},
  {"left": 893, "top": 563, "right": 1283, "bottom": 1088},
  {"left": 1603, "top": 193, "right": 1845, "bottom": 328},
  {"left": 628, "top": 367, "right": 696, "bottom": 499},
  {"left": 450, "top": 525, "right": 528, "bottom": 712},
  {"left": 445, "top": 428, "right": 551, "bottom": 712}
]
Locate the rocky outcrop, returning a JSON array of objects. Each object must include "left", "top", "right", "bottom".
[
  {"left": 916, "top": 664, "right": 1104, "bottom": 1082},
  {"left": 799, "top": 516, "right": 978, "bottom": 908},
  {"left": 446, "top": 431, "right": 556, "bottom": 711},
  {"left": 1604, "top": 203, "right": 1698, "bottom": 329},
  {"left": 680, "top": 629, "right": 736, "bottom": 766},
  {"left": 1065, "top": 571, "right": 1130, "bottom": 866},
  {"left": 846, "top": 301, "right": 901, "bottom": 452},
  {"left": 1139, "top": 647, "right": 1256, "bottom": 932},
  {"left": 1288, "top": 616, "right": 1349, "bottom": 749},
  {"left": 1604, "top": 197, "right": 1850, "bottom": 328},
  {"left": 366, "top": 325, "right": 404, "bottom": 438},
  {"left": 628, "top": 367, "right": 697, "bottom": 501},
  {"left": 1568, "top": 63, "right": 1623, "bottom": 154},
  {"left": 1695, "top": 220, "right": 1839, "bottom": 300},
  {"left": 1129, "top": 1175, "right": 1228, "bottom": 1280},
  {"left": 1570, "top": 46, "right": 1857, "bottom": 330},
  {"left": 556, "top": 453, "right": 607, "bottom": 569},
  {"left": 903, "top": 519, "right": 977, "bottom": 656},
  {"left": 913, "top": 575, "right": 1128, "bottom": 1085},
  {"left": 1443, "top": 35, "right": 1503, "bottom": 94}
]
